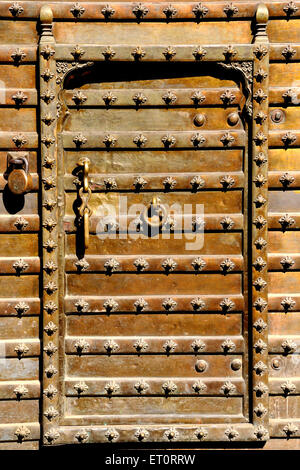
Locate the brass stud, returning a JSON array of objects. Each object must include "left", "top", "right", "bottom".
[
  {"left": 195, "top": 359, "right": 207, "bottom": 372},
  {"left": 193, "top": 113, "right": 206, "bottom": 127},
  {"left": 227, "top": 112, "right": 239, "bottom": 126}
]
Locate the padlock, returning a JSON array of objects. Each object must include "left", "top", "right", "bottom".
[{"left": 7, "top": 156, "right": 32, "bottom": 195}]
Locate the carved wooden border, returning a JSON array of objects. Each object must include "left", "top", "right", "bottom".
[{"left": 40, "top": 4, "right": 270, "bottom": 445}]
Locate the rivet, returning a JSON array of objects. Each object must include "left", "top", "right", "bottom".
[
  {"left": 231, "top": 359, "right": 242, "bottom": 371},
  {"left": 193, "top": 113, "right": 206, "bottom": 127},
  {"left": 227, "top": 112, "right": 239, "bottom": 126},
  {"left": 270, "top": 109, "right": 285, "bottom": 124},
  {"left": 195, "top": 359, "right": 207, "bottom": 373},
  {"left": 271, "top": 357, "right": 281, "bottom": 370}
]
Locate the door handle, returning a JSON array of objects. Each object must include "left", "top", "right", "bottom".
[
  {"left": 77, "top": 158, "right": 93, "bottom": 250},
  {"left": 142, "top": 196, "right": 167, "bottom": 228}
]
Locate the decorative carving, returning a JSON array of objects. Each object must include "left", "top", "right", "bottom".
[
  {"left": 73, "top": 133, "right": 87, "bottom": 148},
  {"left": 44, "top": 428, "right": 60, "bottom": 444},
  {"left": 14, "top": 343, "right": 29, "bottom": 358},
  {"left": 253, "top": 89, "right": 268, "bottom": 104},
  {"left": 41, "top": 69, "right": 54, "bottom": 83},
  {"left": 191, "top": 257, "right": 206, "bottom": 272},
  {"left": 164, "top": 428, "right": 179, "bottom": 441},
  {"left": 254, "top": 194, "right": 267, "bottom": 208},
  {"left": 253, "top": 256, "right": 267, "bottom": 272},
  {"left": 102, "top": 46, "right": 116, "bottom": 61},
  {"left": 9, "top": 2, "right": 24, "bottom": 17},
  {"left": 220, "top": 132, "right": 235, "bottom": 146},
  {"left": 70, "top": 3, "right": 85, "bottom": 18},
  {"left": 254, "top": 111, "right": 267, "bottom": 124},
  {"left": 44, "top": 406, "right": 59, "bottom": 421},
  {"left": 133, "top": 338, "right": 149, "bottom": 353},
  {"left": 103, "top": 134, "right": 117, "bottom": 148},
  {"left": 224, "top": 3, "right": 239, "bottom": 17},
  {"left": 134, "top": 257, "right": 149, "bottom": 271},
  {"left": 74, "top": 298, "right": 89, "bottom": 312},
  {"left": 12, "top": 133, "right": 27, "bottom": 148},
  {"left": 225, "top": 427, "right": 239, "bottom": 441},
  {"left": 191, "top": 297, "right": 206, "bottom": 311},
  {"left": 278, "top": 214, "right": 295, "bottom": 231},
  {"left": 220, "top": 297, "right": 235, "bottom": 313},
  {"left": 163, "top": 46, "right": 176, "bottom": 61},
  {"left": 11, "top": 48, "right": 26, "bottom": 64},
  {"left": 281, "top": 296, "right": 296, "bottom": 313},
  {"left": 104, "top": 339, "right": 120, "bottom": 354},
  {"left": 14, "top": 216, "right": 29, "bottom": 231},
  {"left": 283, "top": 1, "right": 298, "bottom": 16},
  {"left": 191, "top": 91, "right": 206, "bottom": 105},
  {"left": 253, "top": 361, "right": 268, "bottom": 376},
  {"left": 282, "top": 45, "right": 296, "bottom": 60},
  {"left": 162, "top": 380, "right": 177, "bottom": 394},
  {"left": 74, "top": 338, "right": 90, "bottom": 354},
  {"left": 254, "top": 339, "right": 267, "bottom": 353},
  {"left": 282, "top": 88, "right": 297, "bottom": 104},
  {"left": 74, "top": 381, "right": 89, "bottom": 394},
  {"left": 281, "top": 380, "right": 296, "bottom": 395},
  {"left": 75, "top": 430, "right": 89, "bottom": 444},
  {"left": 42, "top": 217, "right": 57, "bottom": 232},
  {"left": 101, "top": 4, "right": 115, "bottom": 19},
  {"left": 221, "top": 338, "right": 236, "bottom": 353},
  {"left": 14, "top": 384, "right": 28, "bottom": 399},
  {"left": 253, "top": 381, "right": 268, "bottom": 397},
  {"left": 192, "top": 3, "right": 209, "bottom": 20},
  {"left": 15, "top": 426, "right": 30, "bottom": 442},
  {"left": 44, "top": 321, "right": 58, "bottom": 336},
  {"left": 135, "top": 428, "right": 149, "bottom": 441},
  {"left": 71, "top": 45, "right": 85, "bottom": 61},
  {"left": 14, "top": 301, "right": 29, "bottom": 316},
  {"left": 134, "top": 380, "right": 149, "bottom": 394},
  {"left": 280, "top": 255, "right": 295, "bottom": 271},
  {"left": 134, "top": 297, "right": 148, "bottom": 312},
  {"left": 102, "top": 91, "right": 117, "bottom": 106},
  {"left": 13, "top": 258, "right": 28, "bottom": 274},
  {"left": 162, "top": 258, "right": 177, "bottom": 272},
  {"left": 253, "top": 215, "right": 267, "bottom": 229},
  {"left": 43, "top": 154, "right": 55, "bottom": 167},
  {"left": 162, "top": 90, "right": 177, "bottom": 105},
  {"left": 43, "top": 260, "right": 58, "bottom": 273},
  {"left": 162, "top": 297, "right": 177, "bottom": 311},
  {"left": 221, "top": 381, "right": 236, "bottom": 396},
  {"left": 191, "top": 133, "right": 206, "bottom": 147},
  {"left": 41, "top": 89, "right": 55, "bottom": 104},
  {"left": 105, "top": 428, "right": 119, "bottom": 442},
  {"left": 254, "top": 67, "right": 268, "bottom": 82},
  {"left": 190, "top": 175, "right": 205, "bottom": 190},
  {"left": 192, "top": 380, "right": 207, "bottom": 394},
  {"left": 282, "top": 131, "right": 297, "bottom": 146},
  {"left": 163, "top": 4, "right": 177, "bottom": 20},
  {"left": 132, "top": 46, "right": 146, "bottom": 61},
  {"left": 43, "top": 384, "right": 58, "bottom": 399},
  {"left": 253, "top": 318, "right": 267, "bottom": 333},
  {"left": 279, "top": 172, "right": 295, "bottom": 189},
  {"left": 103, "top": 298, "right": 119, "bottom": 312},
  {"left": 220, "top": 216, "right": 235, "bottom": 230},
  {"left": 104, "top": 257, "right": 120, "bottom": 273},
  {"left": 104, "top": 381, "right": 120, "bottom": 395},
  {"left": 220, "top": 90, "right": 235, "bottom": 105},
  {"left": 220, "top": 258, "right": 235, "bottom": 274},
  {"left": 43, "top": 341, "right": 58, "bottom": 357},
  {"left": 163, "top": 339, "right": 177, "bottom": 353},
  {"left": 253, "top": 277, "right": 267, "bottom": 291},
  {"left": 132, "top": 92, "right": 147, "bottom": 106}
]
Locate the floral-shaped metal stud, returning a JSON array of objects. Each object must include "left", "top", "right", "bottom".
[
  {"left": 191, "top": 90, "right": 206, "bottom": 105},
  {"left": 104, "top": 381, "right": 120, "bottom": 395},
  {"left": 74, "top": 258, "right": 90, "bottom": 271},
  {"left": 281, "top": 296, "right": 296, "bottom": 313},
  {"left": 220, "top": 132, "right": 235, "bottom": 146},
  {"left": 44, "top": 406, "right": 59, "bottom": 421},
  {"left": 134, "top": 297, "right": 148, "bottom": 312},
  {"left": 221, "top": 338, "right": 236, "bottom": 353},
  {"left": 253, "top": 277, "right": 267, "bottom": 291},
  {"left": 14, "top": 343, "right": 29, "bottom": 358},
  {"left": 280, "top": 255, "right": 295, "bottom": 271},
  {"left": 132, "top": 46, "right": 146, "bottom": 61},
  {"left": 254, "top": 152, "right": 268, "bottom": 166},
  {"left": 253, "top": 256, "right": 267, "bottom": 272},
  {"left": 282, "top": 45, "right": 296, "bottom": 60},
  {"left": 162, "top": 297, "right": 177, "bottom": 311},
  {"left": 133, "top": 134, "right": 148, "bottom": 148},
  {"left": 195, "top": 427, "right": 208, "bottom": 440},
  {"left": 220, "top": 258, "right": 235, "bottom": 274},
  {"left": 192, "top": 46, "right": 207, "bottom": 60},
  {"left": 133, "top": 176, "right": 147, "bottom": 189},
  {"left": 223, "top": 45, "right": 237, "bottom": 61},
  {"left": 163, "top": 339, "right": 177, "bottom": 354},
  {"left": 75, "top": 429, "right": 89, "bottom": 444},
  {"left": 43, "top": 260, "right": 58, "bottom": 273},
  {"left": 102, "top": 46, "right": 116, "bottom": 60},
  {"left": 74, "top": 338, "right": 90, "bottom": 355},
  {"left": 253, "top": 318, "right": 267, "bottom": 333},
  {"left": 44, "top": 384, "right": 58, "bottom": 399},
  {"left": 192, "top": 3, "right": 209, "bottom": 20},
  {"left": 132, "top": 92, "right": 147, "bottom": 106},
  {"left": 101, "top": 4, "right": 115, "bottom": 19},
  {"left": 220, "top": 216, "right": 235, "bottom": 230},
  {"left": 191, "top": 257, "right": 206, "bottom": 272},
  {"left": 162, "top": 258, "right": 177, "bottom": 272},
  {"left": 224, "top": 3, "right": 238, "bottom": 17},
  {"left": 253, "top": 44, "right": 268, "bottom": 60},
  {"left": 163, "top": 4, "right": 177, "bottom": 20},
  {"left": 9, "top": 2, "right": 24, "bottom": 17},
  {"left": 105, "top": 428, "right": 119, "bottom": 442},
  {"left": 102, "top": 91, "right": 117, "bottom": 106},
  {"left": 103, "top": 298, "right": 119, "bottom": 312},
  {"left": 254, "top": 339, "right": 267, "bottom": 354},
  {"left": 253, "top": 361, "right": 268, "bottom": 376},
  {"left": 281, "top": 339, "right": 297, "bottom": 354},
  {"left": 190, "top": 175, "right": 205, "bottom": 191},
  {"left": 191, "top": 297, "right": 206, "bottom": 311},
  {"left": 104, "top": 339, "right": 120, "bottom": 354},
  {"left": 162, "top": 134, "right": 176, "bottom": 148},
  {"left": 11, "top": 48, "right": 26, "bottom": 64},
  {"left": 281, "top": 380, "right": 296, "bottom": 395},
  {"left": 282, "top": 131, "right": 297, "bottom": 146},
  {"left": 103, "top": 135, "right": 117, "bottom": 148},
  {"left": 220, "top": 90, "right": 235, "bottom": 105},
  {"left": 254, "top": 237, "right": 267, "bottom": 250},
  {"left": 254, "top": 425, "right": 269, "bottom": 440},
  {"left": 134, "top": 380, "right": 149, "bottom": 394},
  {"left": 282, "top": 423, "right": 299, "bottom": 438},
  {"left": 12, "top": 133, "right": 27, "bottom": 148},
  {"left": 74, "top": 382, "right": 89, "bottom": 395},
  {"left": 163, "top": 176, "right": 177, "bottom": 189},
  {"left": 13, "top": 259, "right": 29, "bottom": 274},
  {"left": 12, "top": 90, "right": 27, "bottom": 106},
  {"left": 133, "top": 338, "right": 149, "bottom": 353},
  {"left": 254, "top": 67, "right": 268, "bottom": 83},
  {"left": 135, "top": 428, "right": 150, "bottom": 441},
  {"left": 192, "top": 380, "right": 207, "bottom": 394},
  {"left": 45, "top": 365, "right": 58, "bottom": 378},
  {"left": 72, "top": 90, "right": 87, "bottom": 106},
  {"left": 253, "top": 215, "right": 267, "bottom": 229},
  {"left": 191, "top": 339, "right": 206, "bottom": 353},
  {"left": 254, "top": 195, "right": 267, "bottom": 208},
  {"left": 278, "top": 214, "right": 295, "bottom": 232},
  {"left": 14, "top": 301, "right": 29, "bottom": 316},
  {"left": 134, "top": 257, "right": 149, "bottom": 271},
  {"left": 15, "top": 426, "right": 31, "bottom": 442},
  {"left": 132, "top": 3, "right": 149, "bottom": 20},
  {"left": 164, "top": 428, "right": 179, "bottom": 441},
  {"left": 283, "top": 1, "right": 298, "bottom": 16},
  {"left": 225, "top": 427, "right": 239, "bottom": 441},
  {"left": 14, "top": 384, "right": 28, "bottom": 399},
  {"left": 162, "top": 90, "right": 177, "bottom": 105},
  {"left": 71, "top": 45, "right": 85, "bottom": 60},
  {"left": 253, "top": 381, "right": 268, "bottom": 397},
  {"left": 221, "top": 381, "right": 236, "bottom": 396},
  {"left": 253, "top": 297, "right": 268, "bottom": 312},
  {"left": 191, "top": 133, "right": 206, "bottom": 147},
  {"left": 74, "top": 298, "right": 89, "bottom": 312},
  {"left": 162, "top": 380, "right": 177, "bottom": 394},
  {"left": 279, "top": 172, "right": 295, "bottom": 189},
  {"left": 163, "top": 46, "right": 176, "bottom": 60},
  {"left": 44, "top": 321, "right": 58, "bottom": 336},
  {"left": 43, "top": 341, "right": 58, "bottom": 357},
  {"left": 220, "top": 298, "right": 235, "bottom": 313}
]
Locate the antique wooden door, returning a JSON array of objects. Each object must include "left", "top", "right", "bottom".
[{"left": 40, "top": 4, "right": 270, "bottom": 445}]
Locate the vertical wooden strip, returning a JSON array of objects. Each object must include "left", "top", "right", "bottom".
[
  {"left": 39, "top": 5, "right": 60, "bottom": 446},
  {"left": 251, "top": 3, "right": 269, "bottom": 440}
]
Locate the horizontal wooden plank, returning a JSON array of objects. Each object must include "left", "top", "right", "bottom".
[
  {"left": 67, "top": 354, "right": 243, "bottom": 377},
  {"left": 0, "top": 358, "right": 38, "bottom": 380},
  {"left": 269, "top": 130, "right": 300, "bottom": 147},
  {"left": 270, "top": 44, "right": 300, "bottom": 62},
  {"left": 0, "top": 298, "right": 40, "bottom": 316},
  {"left": 270, "top": 378, "right": 300, "bottom": 396},
  {"left": 62, "top": 130, "right": 246, "bottom": 149},
  {"left": 65, "top": 149, "right": 244, "bottom": 173},
  {"left": 65, "top": 254, "right": 244, "bottom": 273},
  {"left": 269, "top": 63, "right": 300, "bottom": 88},
  {"left": 269, "top": 312, "right": 300, "bottom": 335},
  {"left": 65, "top": 377, "right": 245, "bottom": 397},
  {"left": 0, "top": 65, "right": 36, "bottom": 89},
  {"left": 0, "top": 339, "right": 40, "bottom": 357},
  {"left": 269, "top": 254, "right": 300, "bottom": 271},
  {"left": 64, "top": 172, "right": 245, "bottom": 191},
  {"left": 0, "top": 108, "right": 36, "bottom": 132},
  {"left": 65, "top": 396, "right": 244, "bottom": 423},
  {"left": 0, "top": 22, "right": 37, "bottom": 45},
  {"left": 67, "top": 273, "right": 242, "bottom": 296},
  {"left": 0, "top": 317, "right": 39, "bottom": 339},
  {"left": 0, "top": 423, "right": 39, "bottom": 442},
  {"left": 269, "top": 148, "right": 300, "bottom": 171},
  {"left": 270, "top": 396, "right": 300, "bottom": 419},
  {"left": 65, "top": 335, "right": 244, "bottom": 354},
  {"left": 64, "top": 91, "right": 242, "bottom": 111},
  {"left": 0, "top": 215, "right": 39, "bottom": 233},
  {"left": 269, "top": 335, "right": 300, "bottom": 354},
  {"left": 0, "top": 234, "right": 38, "bottom": 257},
  {"left": 269, "top": 355, "right": 300, "bottom": 378},
  {"left": 0, "top": 399, "right": 39, "bottom": 424},
  {"left": 0, "top": 380, "right": 40, "bottom": 400},
  {"left": 0, "top": 257, "right": 39, "bottom": 274},
  {"left": 269, "top": 231, "right": 300, "bottom": 254},
  {"left": 269, "top": 172, "right": 300, "bottom": 189},
  {"left": 269, "top": 213, "right": 300, "bottom": 230},
  {"left": 271, "top": 419, "right": 300, "bottom": 439},
  {"left": 269, "top": 272, "right": 300, "bottom": 294},
  {"left": 67, "top": 312, "right": 243, "bottom": 337},
  {"left": 0, "top": 132, "right": 38, "bottom": 150},
  {"left": 0, "top": 88, "right": 37, "bottom": 106}
]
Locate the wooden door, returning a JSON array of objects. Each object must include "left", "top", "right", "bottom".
[{"left": 40, "top": 5, "right": 269, "bottom": 445}]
